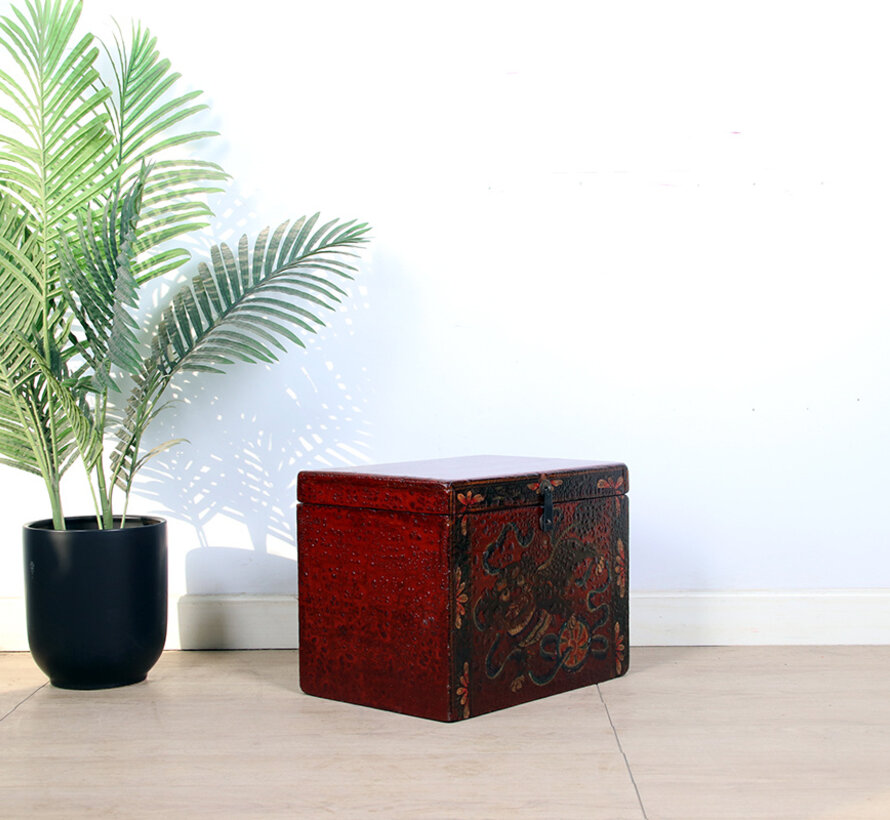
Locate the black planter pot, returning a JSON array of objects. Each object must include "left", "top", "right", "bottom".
[{"left": 23, "top": 516, "right": 167, "bottom": 690}]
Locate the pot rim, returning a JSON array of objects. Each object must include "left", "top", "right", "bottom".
[{"left": 24, "top": 515, "right": 167, "bottom": 532}]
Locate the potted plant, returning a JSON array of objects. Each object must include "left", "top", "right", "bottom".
[{"left": 0, "top": 0, "right": 369, "bottom": 688}]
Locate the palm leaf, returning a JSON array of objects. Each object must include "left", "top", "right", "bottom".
[
  {"left": 110, "top": 216, "right": 370, "bottom": 489},
  {"left": 0, "top": 321, "right": 81, "bottom": 482},
  {"left": 0, "top": 354, "right": 45, "bottom": 476},
  {"left": 57, "top": 166, "right": 148, "bottom": 391},
  {"left": 104, "top": 21, "right": 228, "bottom": 283},
  {"left": 158, "top": 216, "right": 369, "bottom": 375},
  {"left": 0, "top": 192, "right": 42, "bottom": 338},
  {"left": 0, "top": 188, "right": 73, "bottom": 485},
  {"left": 14, "top": 331, "right": 101, "bottom": 470},
  {"left": 0, "top": 0, "right": 116, "bottom": 252}
]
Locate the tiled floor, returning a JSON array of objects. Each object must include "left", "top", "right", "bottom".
[{"left": 1, "top": 647, "right": 888, "bottom": 819}]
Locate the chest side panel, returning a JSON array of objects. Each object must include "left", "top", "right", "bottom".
[
  {"left": 453, "top": 494, "right": 629, "bottom": 719},
  {"left": 298, "top": 504, "right": 452, "bottom": 721}
]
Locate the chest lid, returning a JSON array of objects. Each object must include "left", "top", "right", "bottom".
[{"left": 297, "top": 455, "right": 628, "bottom": 516}]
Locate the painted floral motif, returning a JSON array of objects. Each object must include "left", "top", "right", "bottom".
[
  {"left": 615, "top": 622, "right": 626, "bottom": 675},
  {"left": 558, "top": 615, "right": 591, "bottom": 670},
  {"left": 597, "top": 475, "right": 625, "bottom": 514},
  {"left": 615, "top": 538, "right": 627, "bottom": 598},
  {"left": 456, "top": 662, "right": 470, "bottom": 718},
  {"left": 455, "top": 567, "right": 468, "bottom": 629},
  {"left": 457, "top": 491, "right": 484, "bottom": 535},
  {"left": 527, "top": 476, "right": 563, "bottom": 493},
  {"left": 596, "top": 476, "right": 624, "bottom": 493},
  {"left": 458, "top": 491, "right": 485, "bottom": 508}
]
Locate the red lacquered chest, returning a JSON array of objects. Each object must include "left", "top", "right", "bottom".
[{"left": 297, "top": 455, "right": 629, "bottom": 721}]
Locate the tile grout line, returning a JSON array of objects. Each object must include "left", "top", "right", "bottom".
[
  {"left": 0, "top": 683, "right": 48, "bottom": 725},
  {"left": 598, "top": 685, "right": 649, "bottom": 820}
]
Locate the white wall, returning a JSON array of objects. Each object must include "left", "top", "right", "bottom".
[{"left": 2, "top": 0, "right": 889, "bottom": 647}]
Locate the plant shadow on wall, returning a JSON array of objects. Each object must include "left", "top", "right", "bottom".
[{"left": 130, "top": 241, "right": 378, "bottom": 598}]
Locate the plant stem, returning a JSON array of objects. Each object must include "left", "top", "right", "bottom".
[
  {"left": 97, "top": 462, "right": 114, "bottom": 529},
  {"left": 47, "top": 476, "right": 65, "bottom": 530},
  {"left": 85, "top": 468, "right": 103, "bottom": 528},
  {"left": 94, "top": 396, "right": 113, "bottom": 529}
]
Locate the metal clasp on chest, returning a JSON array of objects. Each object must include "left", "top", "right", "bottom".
[{"left": 539, "top": 481, "right": 555, "bottom": 532}]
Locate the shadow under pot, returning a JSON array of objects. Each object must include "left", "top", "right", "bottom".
[{"left": 23, "top": 516, "right": 168, "bottom": 690}]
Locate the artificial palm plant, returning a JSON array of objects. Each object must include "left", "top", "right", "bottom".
[{"left": 0, "top": 0, "right": 369, "bottom": 530}]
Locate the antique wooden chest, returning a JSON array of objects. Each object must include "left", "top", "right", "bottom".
[{"left": 297, "top": 455, "right": 629, "bottom": 721}]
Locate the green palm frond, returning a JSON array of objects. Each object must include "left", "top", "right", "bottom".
[
  {"left": 0, "top": 0, "right": 116, "bottom": 255},
  {"left": 156, "top": 214, "right": 368, "bottom": 374},
  {"left": 104, "top": 21, "right": 227, "bottom": 283},
  {"left": 0, "top": 351, "right": 45, "bottom": 476},
  {"left": 0, "top": 323, "right": 82, "bottom": 481},
  {"left": 110, "top": 214, "right": 370, "bottom": 490},
  {"left": 14, "top": 331, "right": 101, "bottom": 470},
  {"left": 0, "top": 192, "right": 42, "bottom": 340},
  {"left": 0, "top": 190, "right": 65, "bottom": 483},
  {"left": 58, "top": 166, "right": 148, "bottom": 391}
]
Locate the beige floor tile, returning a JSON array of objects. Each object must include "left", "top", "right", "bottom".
[
  {"left": 599, "top": 646, "right": 890, "bottom": 820},
  {"left": 0, "top": 652, "right": 47, "bottom": 719},
  {"left": 8, "top": 647, "right": 889, "bottom": 819},
  {"left": 0, "top": 650, "right": 643, "bottom": 819}
]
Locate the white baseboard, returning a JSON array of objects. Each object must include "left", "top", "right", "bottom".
[
  {"left": 177, "top": 594, "right": 297, "bottom": 650},
  {"left": 631, "top": 589, "right": 890, "bottom": 645},
  {"left": 0, "top": 598, "right": 28, "bottom": 651},
  {"left": 175, "top": 589, "right": 890, "bottom": 648},
  {"left": 0, "top": 594, "right": 298, "bottom": 651},
  {"left": 3, "top": 590, "right": 889, "bottom": 651}
]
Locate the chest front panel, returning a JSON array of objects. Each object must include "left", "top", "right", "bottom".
[{"left": 452, "top": 495, "right": 628, "bottom": 719}]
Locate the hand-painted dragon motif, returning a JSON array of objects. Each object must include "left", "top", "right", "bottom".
[{"left": 471, "top": 508, "right": 614, "bottom": 691}]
